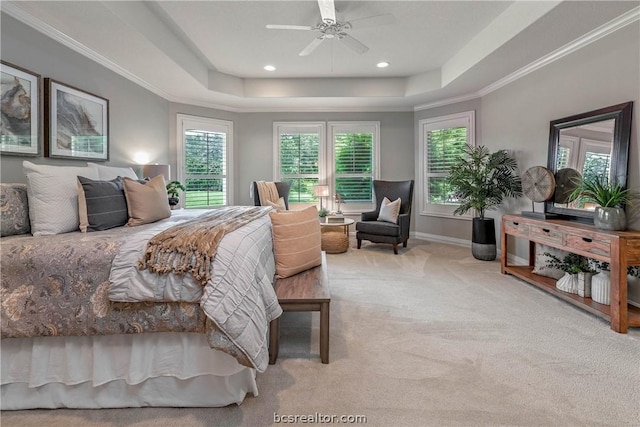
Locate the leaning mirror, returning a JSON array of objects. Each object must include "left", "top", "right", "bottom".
[{"left": 545, "top": 101, "right": 633, "bottom": 221}]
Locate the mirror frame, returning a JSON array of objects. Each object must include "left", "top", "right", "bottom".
[{"left": 545, "top": 101, "right": 633, "bottom": 222}]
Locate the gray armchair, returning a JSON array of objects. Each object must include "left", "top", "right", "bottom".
[
  {"left": 252, "top": 181, "right": 291, "bottom": 209},
  {"left": 356, "top": 180, "right": 414, "bottom": 254}
]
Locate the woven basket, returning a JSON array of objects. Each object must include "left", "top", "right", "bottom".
[{"left": 321, "top": 232, "right": 349, "bottom": 254}]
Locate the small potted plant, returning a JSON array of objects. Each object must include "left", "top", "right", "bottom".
[
  {"left": 448, "top": 144, "right": 523, "bottom": 261},
  {"left": 545, "top": 252, "right": 596, "bottom": 296},
  {"left": 318, "top": 208, "right": 329, "bottom": 221},
  {"left": 166, "top": 180, "right": 186, "bottom": 209},
  {"left": 569, "top": 175, "right": 638, "bottom": 230}
]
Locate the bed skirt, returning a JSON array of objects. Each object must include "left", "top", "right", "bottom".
[{"left": 1, "top": 332, "right": 258, "bottom": 409}]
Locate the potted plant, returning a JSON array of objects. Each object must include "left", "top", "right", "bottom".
[
  {"left": 448, "top": 144, "right": 523, "bottom": 261},
  {"left": 569, "top": 175, "right": 637, "bottom": 230},
  {"left": 166, "top": 180, "right": 186, "bottom": 209},
  {"left": 318, "top": 208, "right": 329, "bottom": 221},
  {"left": 545, "top": 252, "right": 596, "bottom": 296}
]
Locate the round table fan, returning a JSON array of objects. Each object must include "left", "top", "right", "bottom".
[
  {"left": 554, "top": 168, "right": 582, "bottom": 204},
  {"left": 520, "top": 166, "right": 555, "bottom": 218},
  {"left": 522, "top": 166, "right": 556, "bottom": 202}
]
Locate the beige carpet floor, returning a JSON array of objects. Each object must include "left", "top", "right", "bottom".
[{"left": 3, "top": 239, "right": 640, "bottom": 426}]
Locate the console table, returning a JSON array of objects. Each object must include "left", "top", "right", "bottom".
[{"left": 500, "top": 214, "right": 640, "bottom": 333}]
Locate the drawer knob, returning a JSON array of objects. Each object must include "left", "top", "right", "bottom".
[
  {"left": 513, "top": 222, "right": 519, "bottom": 226},
  {"left": 582, "top": 237, "right": 593, "bottom": 243},
  {"left": 542, "top": 228, "right": 550, "bottom": 233}
]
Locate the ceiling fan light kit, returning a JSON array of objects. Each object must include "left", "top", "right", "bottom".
[{"left": 266, "top": 0, "right": 394, "bottom": 57}]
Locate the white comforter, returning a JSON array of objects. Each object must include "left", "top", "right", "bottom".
[{"left": 108, "top": 209, "right": 282, "bottom": 372}]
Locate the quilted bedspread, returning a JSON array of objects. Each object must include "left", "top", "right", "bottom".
[{"left": 1, "top": 209, "right": 281, "bottom": 371}]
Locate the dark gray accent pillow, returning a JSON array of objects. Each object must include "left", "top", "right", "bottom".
[{"left": 77, "top": 176, "right": 129, "bottom": 231}]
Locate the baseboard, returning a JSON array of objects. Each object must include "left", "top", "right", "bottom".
[{"left": 411, "top": 231, "right": 470, "bottom": 248}]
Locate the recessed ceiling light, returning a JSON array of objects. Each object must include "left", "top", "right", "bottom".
[
  {"left": 264, "top": 65, "right": 276, "bottom": 71},
  {"left": 376, "top": 62, "right": 390, "bottom": 68}
]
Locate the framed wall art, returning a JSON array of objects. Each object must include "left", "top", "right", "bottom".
[
  {"left": 44, "top": 78, "right": 109, "bottom": 160},
  {"left": 0, "top": 61, "right": 41, "bottom": 156}
]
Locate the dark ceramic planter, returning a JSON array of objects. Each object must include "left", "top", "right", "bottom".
[{"left": 472, "top": 217, "right": 496, "bottom": 261}]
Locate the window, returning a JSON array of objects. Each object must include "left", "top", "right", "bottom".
[
  {"left": 418, "top": 111, "right": 475, "bottom": 217},
  {"left": 328, "top": 122, "right": 380, "bottom": 212},
  {"left": 274, "top": 122, "right": 325, "bottom": 203},
  {"left": 177, "top": 114, "right": 233, "bottom": 208},
  {"left": 274, "top": 121, "right": 380, "bottom": 212}
]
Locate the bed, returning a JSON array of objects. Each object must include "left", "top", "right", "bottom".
[{"left": 1, "top": 181, "right": 281, "bottom": 409}]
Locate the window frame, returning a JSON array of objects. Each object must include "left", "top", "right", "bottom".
[
  {"left": 177, "top": 114, "right": 234, "bottom": 208},
  {"left": 418, "top": 111, "right": 475, "bottom": 219},
  {"left": 273, "top": 122, "right": 326, "bottom": 204},
  {"left": 327, "top": 121, "right": 380, "bottom": 213}
]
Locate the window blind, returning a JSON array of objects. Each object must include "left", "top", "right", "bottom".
[
  {"left": 279, "top": 132, "right": 320, "bottom": 203},
  {"left": 426, "top": 127, "right": 467, "bottom": 205},
  {"left": 184, "top": 129, "right": 227, "bottom": 208},
  {"left": 334, "top": 132, "right": 373, "bottom": 202}
]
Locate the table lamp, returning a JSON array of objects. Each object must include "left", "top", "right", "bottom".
[{"left": 313, "top": 184, "right": 330, "bottom": 211}]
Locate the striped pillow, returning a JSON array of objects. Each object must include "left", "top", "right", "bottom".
[
  {"left": 77, "top": 176, "right": 128, "bottom": 232},
  {"left": 269, "top": 206, "right": 322, "bottom": 278}
]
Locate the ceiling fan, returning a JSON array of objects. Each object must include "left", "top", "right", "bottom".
[{"left": 266, "top": 0, "right": 395, "bottom": 56}]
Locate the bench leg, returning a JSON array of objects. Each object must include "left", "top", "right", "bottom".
[
  {"left": 320, "top": 302, "right": 330, "bottom": 364},
  {"left": 269, "top": 317, "right": 280, "bottom": 364}
]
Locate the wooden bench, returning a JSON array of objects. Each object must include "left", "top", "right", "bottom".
[{"left": 269, "top": 252, "right": 331, "bottom": 364}]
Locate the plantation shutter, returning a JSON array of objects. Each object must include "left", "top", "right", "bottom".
[
  {"left": 184, "top": 129, "right": 228, "bottom": 208},
  {"left": 333, "top": 132, "right": 374, "bottom": 203},
  {"left": 276, "top": 123, "right": 324, "bottom": 203},
  {"left": 419, "top": 111, "right": 475, "bottom": 216}
]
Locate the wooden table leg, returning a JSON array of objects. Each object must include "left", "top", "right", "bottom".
[
  {"left": 269, "top": 317, "right": 280, "bottom": 364},
  {"left": 320, "top": 302, "right": 330, "bottom": 364}
]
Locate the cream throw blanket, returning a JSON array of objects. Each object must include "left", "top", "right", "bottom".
[
  {"left": 256, "top": 181, "right": 280, "bottom": 205},
  {"left": 139, "top": 206, "right": 271, "bottom": 286}
]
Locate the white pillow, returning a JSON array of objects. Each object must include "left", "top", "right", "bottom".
[
  {"left": 88, "top": 162, "right": 138, "bottom": 180},
  {"left": 266, "top": 197, "right": 286, "bottom": 211},
  {"left": 377, "top": 197, "right": 401, "bottom": 224},
  {"left": 23, "top": 161, "right": 99, "bottom": 236}
]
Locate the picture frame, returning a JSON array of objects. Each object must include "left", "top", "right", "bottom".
[
  {"left": 0, "top": 61, "right": 41, "bottom": 156},
  {"left": 44, "top": 78, "right": 109, "bottom": 161}
]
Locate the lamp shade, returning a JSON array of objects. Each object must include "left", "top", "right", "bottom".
[
  {"left": 143, "top": 164, "right": 170, "bottom": 181},
  {"left": 313, "top": 185, "right": 330, "bottom": 197}
]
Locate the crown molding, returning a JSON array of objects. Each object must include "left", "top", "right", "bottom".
[
  {"left": 1, "top": 1, "right": 173, "bottom": 102},
  {"left": 4, "top": 2, "right": 638, "bottom": 114},
  {"left": 478, "top": 6, "right": 640, "bottom": 97},
  {"left": 413, "top": 93, "right": 481, "bottom": 112}
]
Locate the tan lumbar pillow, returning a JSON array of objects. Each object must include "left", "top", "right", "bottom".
[
  {"left": 122, "top": 175, "right": 171, "bottom": 226},
  {"left": 269, "top": 206, "right": 322, "bottom": 279},
  {"left": 377, "top": 197, "right": 401, "bottom": 223}
]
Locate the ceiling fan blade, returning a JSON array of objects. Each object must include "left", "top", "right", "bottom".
[
  {"left": 339, "top": 34, "right": 369, "bottom": 54},
  {"left": 317, "top": 0, "right": 336, "bottom": 23},
  {"left": 299, "top": 37, "right": 324, "bottom": 56},
  {"left": 347, "top": 13, "right": 395, "bottom": 30},
  {"left": 266, "top": 24, "right": 314, "bottom": 31}
]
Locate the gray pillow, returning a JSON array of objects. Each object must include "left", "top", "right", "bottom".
[
  {"left": 0, "top": 183, "right": 31, "bottom": 236},
  {"left": 77, "top": 176, "right": 128, "bottom": 231},
  {"left": 532, "top": 243, "right": 569, "bottom": 280}
]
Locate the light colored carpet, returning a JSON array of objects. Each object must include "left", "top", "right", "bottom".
[{"left": 3, "top": 239, "right": 640, "bottom": 426}]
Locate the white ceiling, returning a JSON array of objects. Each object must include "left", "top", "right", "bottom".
[{"left": 2, "top": 1, "right": 639, "bottom": 112}]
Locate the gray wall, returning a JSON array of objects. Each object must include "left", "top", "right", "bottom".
[
  {"left": 414, "top": 98, "right": 482, "bottom": 241},
  {"left": 165, "top": 107, "right": 414, "bottom": 207},
  {"left": 413, "top": 22, "right": 640, "bottom": 254},
  {"left": 0, "top": 14, "right": 170, "bottom": 183}
]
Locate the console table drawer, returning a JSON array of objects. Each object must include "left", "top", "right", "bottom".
[
  {"left": 529, "top": 225, "right": 563, "bottom": 245},
  {"left": 565, "top": 233, "right": 611, "bottom": 257},
  {"left": 503, "top": 219, "right": 529, "bottom": 237}
]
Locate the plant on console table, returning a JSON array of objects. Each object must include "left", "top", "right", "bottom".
[
  {"left": 569, "top": 175, "right": 638, "bottom": 231},
  {"left": 448, "top": 144, "right": 523, "bottom": 261},
  {"left": 589, "top": 261, "right": 640, "bottom": 305},
  {"left": 545, "top": 252, "right": 596, "bottom": 297},
  {"left": 166, "top": 180, "right": 186, "bottom": 209}
]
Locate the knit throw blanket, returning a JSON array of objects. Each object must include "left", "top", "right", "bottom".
[
  {"left": 139, "top": 206, "right": 271, "bottom": 286},
  {"left": 256, "top": 181, "right": 280, "bottom": 205}
]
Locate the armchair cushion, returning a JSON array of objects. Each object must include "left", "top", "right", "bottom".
[{"left": 356, "top": 220, "right": 400, "bottom": 237}]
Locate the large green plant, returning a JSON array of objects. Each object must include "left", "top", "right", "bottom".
[
  {"left": 448, "top": 144, "right": 523, "bottom": 218},
  {"left": 569, "top": 175, "right": 637, "bottom": 208}
]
